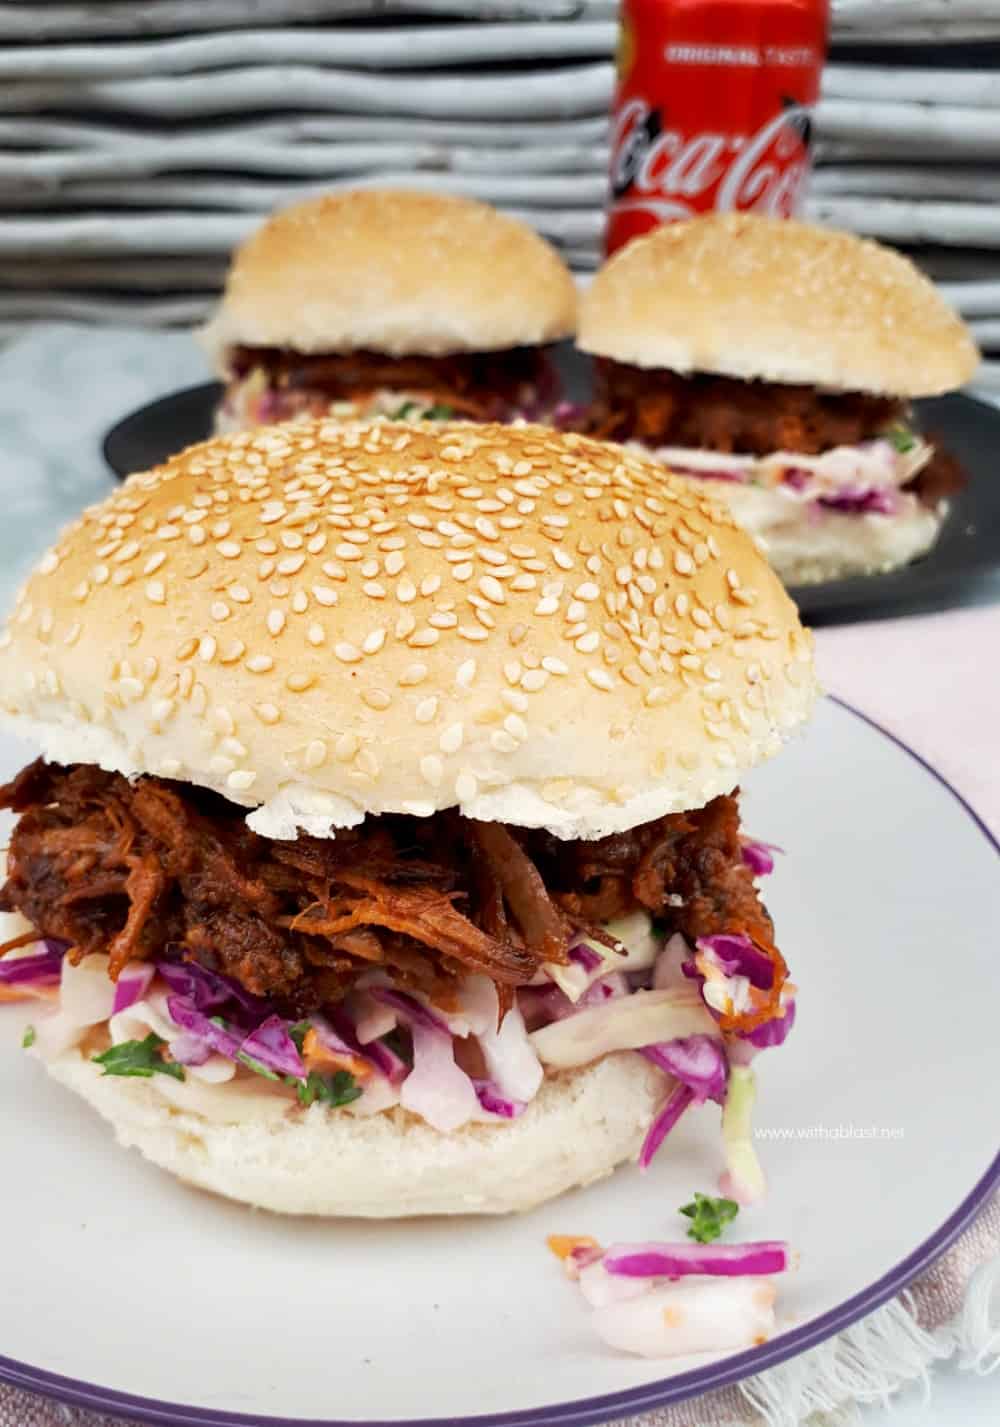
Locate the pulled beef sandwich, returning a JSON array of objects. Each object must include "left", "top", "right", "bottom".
[
  {"left": 201, "top": 190, "right": 578, "bottom": 434},
  {"left": 0, "top": 420, "right": 816, "bottom": 1218},
  {"left": 578, "top": 214, "right": 980, "bottom": 586}
]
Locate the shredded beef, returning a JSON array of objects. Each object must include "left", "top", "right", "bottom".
[
  {"left": 0, "top": 761, "right": 779, "bottom": 1017},
  {"left": 227, "top": 345, "right": 559, "bottom": 421},
  {"left": 586, "top": 360, "right": 904, "bottom": 456}
]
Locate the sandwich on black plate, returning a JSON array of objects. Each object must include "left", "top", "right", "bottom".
[
  {"left": 201, "top": 189, "right": 578, "bottom": 433},
  {"left": 578, "top": 213, "right": 980, "bottom": 586},
  {"left": 0, "top": 419, "right": 815, "bottom": 1217}
]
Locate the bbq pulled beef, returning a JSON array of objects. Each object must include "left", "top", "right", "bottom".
[
  {"left": 227, "top": 345, "right": 559, "bottom": 421},
  {"left": 587, "top": 360, "right": 904, "bottom": 455},
  {"left": 585, "top": 360, "right": 963, "bottom": 509},
  {"left": 0, "top": 761, "right": 779, "bottom": 1019}
]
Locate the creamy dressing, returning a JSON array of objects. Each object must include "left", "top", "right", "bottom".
[{"left": 645, "top": 435, "right": 932, "bottom": 500}]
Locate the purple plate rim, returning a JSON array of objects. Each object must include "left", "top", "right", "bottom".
[{"left": 1, "top": 694, "right": 997, "bottom": 1427}]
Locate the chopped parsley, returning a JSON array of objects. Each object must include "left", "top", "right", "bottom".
[
  {"left": 92, "top": 1032, "right": 185, "bottom": 1081},
  {"left": 887, "top": 425, "right": 916, "bottom": 453},
  {"left": 391, "top": 401, "right": 421, "bottom": 420},
  {"left": 424, "top": 403, "right": 454, "bottom": 420},
  {"left": 237, "top": 1050, "right": 281, "bottom": 1081},
  {"left": 297, "top": 1069, "right": 362, "bottom": 1109},
  {"left": 288, "top": 1020, "right": 311, "bottom": 1055},
  {"left": 22, "top": 1025, "right": 36, "bottom": 1049},
  {"left": 680, "top": 1191, "right": 739, "bottom": 1244}
]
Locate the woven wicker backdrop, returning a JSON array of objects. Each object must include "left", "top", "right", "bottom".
[{"left": 3, "top": 0, "right": 1000, "bottom": 371}]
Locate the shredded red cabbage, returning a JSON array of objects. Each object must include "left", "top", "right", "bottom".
[
  {"left": 474, "top": 1080, "right": 526, "bottom": 1119},
  {"left": 111, "top": 963, "right": 155, "bottom": 1015},
  {"left": 818, "top": 488, "right": 899, "bottom": 516},
  {"left": 370, "top": 986, "right": 451, "bottom": 1036},
  {"left": 240, "top": 1014, "right": 306, "bottom": 1080},
  {"left": 640, "top": 1035, "right": 727, "bottom": 1104},
  {"left": 739, "top": 839, "right": 783, "bottom": 877},
  {"left": 579, "top": 972, "right": 629, "bottom": 1006},
  {"left": 696, "top": 934, "right": 775, "bottom": 991},
  {"left": 365, "top": 1035, "right": 410, "bottom": 1084},
  {"left": 165, "top": 996, "right": 245, "bottom": 1062},
  {"left": 601, "top": 1241, "right": 792, "bottom": 1278},
  {"left": 743, "top": 997, "right": 797, "bottom": 1049},
  {"left": 568, "top": 942, "right": 604, "bottom": 973},
  {"left": 0, "top": 945, "right": 65, "bottom": 986},
  {"left": 156, "top": 958, "right": 269, "bottom": 1023},
  {"left": 638, "top": 1082, "right": 694, "bottom": 1170}
]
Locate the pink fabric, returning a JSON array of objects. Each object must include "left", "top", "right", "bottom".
[{"left": 2, "top": 608, "right": 997, "bottom": 1427}]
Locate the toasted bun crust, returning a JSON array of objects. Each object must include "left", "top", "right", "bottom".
[
  {"left": 46, "top": 1048, "right": 665, "bottom": 1216},
  {"left": 578, "top": 214, "right": 979, "bottom": 397},
  {"left": 719, "top": 482, "right": 943, "bottom": 586},
  {"left": 0, "top": 421, "right": 815, "bottom": 840},
  {"left": 201, "top": 190, "right": 577, "bottom": 361}
]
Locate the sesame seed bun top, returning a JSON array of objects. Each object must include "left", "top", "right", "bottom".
[
  {"left": 200, "top": 190, "right": 578, "bottom": 364},
  {"left": 578, "top": 213, "right": 979, "bottom": 397},
  {"left": 0, "top": 422, "right": 815, "bottom": 840}
]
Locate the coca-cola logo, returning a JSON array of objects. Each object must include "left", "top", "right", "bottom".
[{"left": 609, "top": 98, "right": 813, "bottom": 222}]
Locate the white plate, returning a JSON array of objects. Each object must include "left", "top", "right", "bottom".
[{"left": 0, "top": 697, "right": 997, "bottom": 1426}]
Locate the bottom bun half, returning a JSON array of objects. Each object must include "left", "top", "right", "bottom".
[
  {"left": 719, "top": 483, "right": 942, "bottom": 586},
  {"left": 46, "top": 1048, "right": 667, "bottom": 1217}
]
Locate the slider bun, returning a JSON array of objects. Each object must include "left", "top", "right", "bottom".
[
  {"left": 719, "top": 482, "right": 943, "bottom": 586},
  {"left": 578, "top": 213, "right": 979, "bottom": 397},
  {"left": 0, "top": 421, "right": 816, "bottom": 840},
  {"left": 201, "top": 190, "right": 577, "bottom": 362},
  {"left": 46, "top": 1048, "right": 666, "bottom": 1217}
]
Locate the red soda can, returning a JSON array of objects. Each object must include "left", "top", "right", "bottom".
[{"left": 605, "top": 0, "right": 829, "bottom": 256}]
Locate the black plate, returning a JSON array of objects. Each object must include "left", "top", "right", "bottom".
[{"left": 102, "top": 377, "right": 1000, "bottom": 625}]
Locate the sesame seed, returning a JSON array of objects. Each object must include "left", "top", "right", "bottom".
[
  {"left": 674, "top": 551, "right": 694, "bottom": 575},
  {"left": 397, "top": 579, "right": 416, "bottom": 603},
  {"left": 362, "top": 688, "right": 392, "bottom": 710},
  {"left": 398, "top": 662, "right": 428, "bottom": 687},
  {"left": 534, "top": 596, "right": 559, "bottom": 616},
  {"left": 335, "top": 641, "right": 362, "bottom": 663},
  {"left": 267, "top": 609, "right": 286, "bottom": 636},
  {"left": 409, "top": 628, "right": 439, "bottom": 648},
  {"left": 521, "top": 669, "right": 548, "bottom": 692},
  {"left": 439, "top": 723, "right": 464, "bottom": 754},
  {"left": 210, "top": 601, "right": 230, "bottom": 622},
  {"left": 335, "top": 732, "right": 359, "bottom": 761},
  {"left": 455, "top": 772, "right": 478, "bottom": 802},
  {"left": 145, "top": 580, "right": 165, "bottom": 604},
  {"left": 503, "top": 713, "right": 528, "bottom": 741},
  {"left": 575, "top": 631, "right": 600, "bottom": 654},
  {"left": 246, "top": 654, "right": 274, "bottom": 673},
  {"left": 587, "top": 668, "right": 615, "bottom": 691},
  {"left": 491, "top": 731, "right": 518, "bottom": 754},
  {"left": 312, "top": 584, "right": 337, "bottom": 606},
  {"left": 307, "top": 623, "right": 325, "bottom": 647},
  {"left": 304, "top": 739, "right": 328, "bottom": 770},
  {"left": 415, "top": 697, "right": 438, "bottom": 724},
  {"left": 254, "top": 703, "right": 280, "bottom": 725},
  {"left": 218, "top": 541, "right": 241, "bottom": 559},
  {"left": 456, "top": 659, "right": 477, "bottom": 689},
  {"left": 420, "top": 755, "right": 444, "bottom": 788},
  {"left": 542, "top": 656, "right": 568, "bottom": 675},
  {"left": 501, "top": 689, "right": 529, "bottom": 713},
  {"left": 198, "top": 636, "right": 217, "bottom": 662}
]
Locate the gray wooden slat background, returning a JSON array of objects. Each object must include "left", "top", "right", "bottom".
[{"left": 5, "top": 0, "right": 1000, "bottom": 346}]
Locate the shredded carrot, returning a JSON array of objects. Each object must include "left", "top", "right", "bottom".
[
  {"left": 0, "top": 982, "right": 57, "bottom": 1003},
  {"left": 301, "top": 1027, "right": 371, "bottom": 1081},
  {"left": 547, "top": 1234, "right": 600, "bottom": 1262}
]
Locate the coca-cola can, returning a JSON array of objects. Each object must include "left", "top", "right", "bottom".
[{"left": 605, "top": 0, "right": 829, "bottom": 256}]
